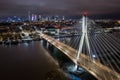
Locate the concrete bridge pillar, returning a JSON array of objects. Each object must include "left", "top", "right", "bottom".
[
  {"left": 43, "top": 39, "right": 47, "bottom": 47},
  {"left": 48, "top": 43, "right": 54, "bottom": 52}
]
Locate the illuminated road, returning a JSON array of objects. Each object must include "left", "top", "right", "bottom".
[{"left": 41, "top": 34, "right": 120, "bottom": 80}]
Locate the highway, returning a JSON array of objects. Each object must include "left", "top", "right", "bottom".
[
  {"left": 41, "top": 34, "right": 120, "bottom": 80},
  {"left": 54, "top": 33, "right": 120, "bottom": 74}
]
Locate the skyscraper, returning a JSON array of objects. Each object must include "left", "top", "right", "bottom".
[{"left": 28, "top": 11, "right": 31, "bottom": 21}]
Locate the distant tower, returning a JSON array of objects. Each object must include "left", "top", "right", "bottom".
[
  {"left": 45, "top": 16, "right": 49, "bottom": 21},
  {"left": 34, "top": 14, "right": 37, "bottom": 21},
  {"left": 62, "top": 16, "right": 65, "bottom": 20},
  {"left": 38, "top": 15, "right": 42, "bottom": 21},
  {"left": 28, "top": 11, "right": 31, "bottom": 21},
  {"left": 31, "top": 14, "right": 34, "bottom": 21}
]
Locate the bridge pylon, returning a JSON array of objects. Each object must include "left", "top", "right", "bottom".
[{"left": 76, "top": 12, "right": 91, "bottom": 62}]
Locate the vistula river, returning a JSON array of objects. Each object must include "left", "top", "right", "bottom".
[{"left": 0, "top": 41, "right": 71, "bottom": 80}]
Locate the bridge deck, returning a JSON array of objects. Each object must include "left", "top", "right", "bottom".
[{"left": 41, "top": 34, "right": 120, "bottom": 80}]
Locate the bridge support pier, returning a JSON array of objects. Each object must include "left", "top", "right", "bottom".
[
  {"left": 43, "top": 39, "right": 47, "bottom": 47},
  {"left": 42, "top": 38, "right": 54, "bottom": 52},
  {"left": 48, "top": 42, "right": 54, "bottom": 52}
]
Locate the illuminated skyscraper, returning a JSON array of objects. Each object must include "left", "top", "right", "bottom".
[
  {"left": 31, "top": 14, "right": 34, "bottom": 21},
  {"left": 38, "top": 15, "right": 42, "bottom": 21},
  {"left": 62, "top": 16, "right": 65, "bottom": 20},
  {"left": 34, "top": 14, "right": 37, "bottom": 21}
]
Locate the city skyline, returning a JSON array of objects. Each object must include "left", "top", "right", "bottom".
[{"left": 0, "top": 0, "right": 120, "bottom": 19}]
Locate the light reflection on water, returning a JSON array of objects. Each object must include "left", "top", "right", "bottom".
[
  {"left": 24, "top": 42, "right": 29, "bottom": 47},
  {"left": 68, "top": 74, "right": 82, "bottom": 80},
  {"left": 0, "top": 41, "right": 72, "bottom": 80},
  {"left": 66, "top": 64, "right": 78, "bottom": 72}
]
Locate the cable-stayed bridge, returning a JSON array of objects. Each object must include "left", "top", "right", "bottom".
[{"left": 41, "top": 13, "right": 120, "bottom": 80}]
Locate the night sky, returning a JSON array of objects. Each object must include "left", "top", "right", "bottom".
[{"left": 0, "top": 0, "right": 120, "bottom": 19}]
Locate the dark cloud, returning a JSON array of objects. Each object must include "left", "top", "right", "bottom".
[{"left": 0, "top": 0, "right": 120, "bottom": 18}]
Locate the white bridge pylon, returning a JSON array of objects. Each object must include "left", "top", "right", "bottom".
[{"left": 76, "top": 12, "right": 91, "bottom": 61}]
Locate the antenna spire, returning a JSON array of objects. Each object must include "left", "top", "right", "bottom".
[{"left": 83, "top": 11, "right": 87, "bottom": 16}]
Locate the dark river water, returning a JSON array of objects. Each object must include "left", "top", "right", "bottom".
[{"left": 0, "top": 41, "right": 70, "bottom": 80}]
